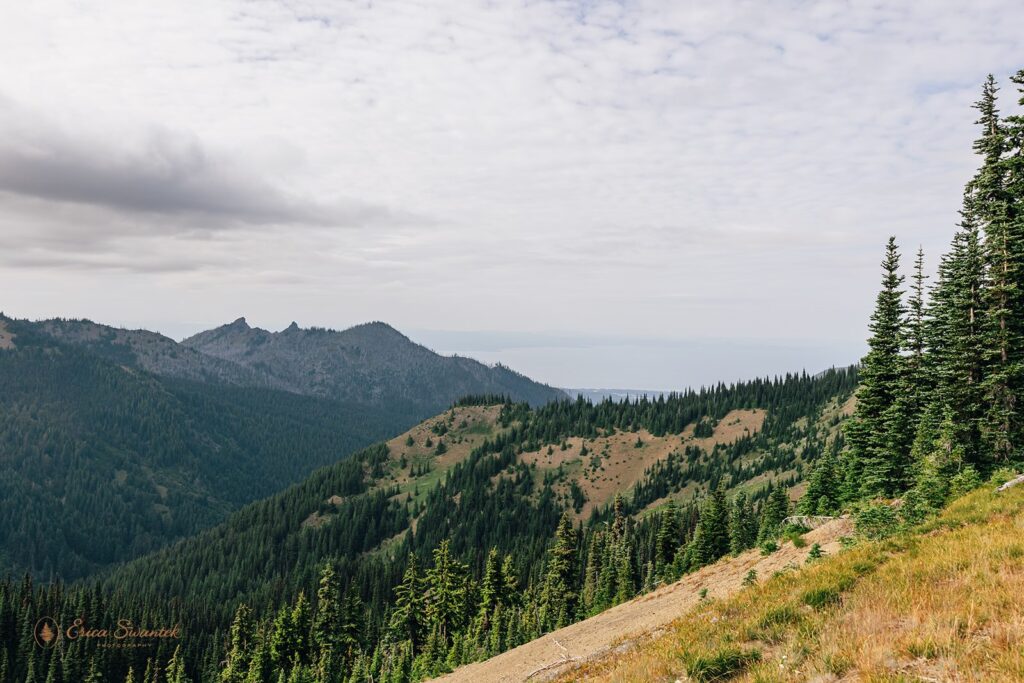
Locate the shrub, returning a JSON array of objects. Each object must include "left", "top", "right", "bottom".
[
  {"left": 949, "top": 466, "right": 982, "bottom": 498},
  {"left": 759, "top": 540, "right": 778, "bottom": 555},
  {"left": 807, "top": 543, "right": 824, "bottom": 562},
  {"left": 802, "top": 586, "right": 841, "bottom": 609},
  {"left": 988, "top": 467, "right": 1017, "bottom": 488},
  {"left": 742, "top": 569, "right": 758, "bottom": 587},
  {"left": 683, "top": 648, "right": 762, "bottom": 682},
  {"left": 854, "top": 503, "right": 899, "bottom": 540},
  {"left": 755, "top": 604, "right": 800, "bottom": 630}
]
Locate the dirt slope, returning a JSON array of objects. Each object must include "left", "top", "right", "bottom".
[{"left": 432, "top": 517, "right": 853, "bottom": 683}]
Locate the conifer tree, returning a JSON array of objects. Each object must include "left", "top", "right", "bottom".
[
  {"left": 970, "top": 75, "right": 1023, "bottom": 462},
  {"left": 221, "top": 604, "right": 253, "bottom": 683},
  {"left": 844, "top": 237, "right": 909, "bottom": 496},
  {"left": 727, "top": 492, "right": 757, "bottom": 554},
  {"left": 425, "top": 540, "right": 467, "bottom": 646},
  {"left": 654, "top": 500, "right": 680, "bottom": 572},
  {"left": 539, "top": 513, "right": 578, "bottom": 630},
  {"left": 390, "top": 555, "right": 425, "bottom": 648},
  {"left": 757, "top": 484, "right": 790, "bottom": 543},
  {"left": 688, "top": 484, "right": 729, "bottom": 568},
  {"left": 613, "top": 539, "right": 634, "bottom": 605},
  {"left": 927, "top": 212, "right": 986, "bottom": 466},
  {"left": 290, "top": 592, "right": 312, "bottom": 667},
  {"left": 477, "top": 548, "right": 502, "bottom": 619},
  {"left": 313, "top": 565, "right": 341, "bottom": 650},
  {"left": 167, "top": 646, "right": 191, "bottom": 683},
  {"left": 799, "top": 449, "right": 841, "bottom": 515},
  {"left": 500, "top": 554, "right": 519, "bottom": 607}
]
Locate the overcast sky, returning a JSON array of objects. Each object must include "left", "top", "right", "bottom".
[{"left": 2, "top": 1, "right": 1023, "bottom": 389}]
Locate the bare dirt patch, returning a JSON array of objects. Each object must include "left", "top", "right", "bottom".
[
  {"left": 519, "top": 409, "right": 766, "bottom": 517},
  {"left": 0, "top": 321, "right": 14, "bottom": 350},
  {"left": 685, "top": 408, "right": 765, "bottom": 452},
  {"left": 521, "top": 431, "right": 682, "bottom": 517},
  {"left": 432, "top": 517, "right": 854, "bottom": 683}
]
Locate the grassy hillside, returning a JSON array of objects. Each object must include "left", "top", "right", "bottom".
[{"left": 562, "top": 481, "right": 1024, "bottom": 682}]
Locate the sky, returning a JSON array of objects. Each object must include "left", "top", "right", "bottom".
[{"left": 1, "top": 1, "right": 1023, "bottom": 390}]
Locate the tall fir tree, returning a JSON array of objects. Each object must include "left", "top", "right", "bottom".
[
  {"left": 843, "top": 237, "right": 910, "bottom": 496},
  {"left": 539, "top": 513, "right": 578, "bottom": 630},
  {"left": 390, "top": 555, "right": 425, "bottom": 649},
  {"left": 927, "top": 210, "right": 986, "bottom": 467},
  {"left": 970, "top": 75, "right": 1023, "bottom": 462}
]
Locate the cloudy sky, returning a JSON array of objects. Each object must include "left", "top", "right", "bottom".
[{"left": 2, "top": 1, "right": 1023, "bottom": 389}]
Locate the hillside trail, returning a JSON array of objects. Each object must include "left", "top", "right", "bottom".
[{"left": 432, "top": 517, "right": 854, "bottom": 683}]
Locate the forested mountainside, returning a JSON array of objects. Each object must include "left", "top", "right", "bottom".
[
  {"left": 183, "top": 318, "right": 566, "bottom": 412},
  {"left": 56, "top": 367, "right": 857, "bottom": 682},
  {"left": 0, "top": 320, "right": 405, "bottom": 581}
]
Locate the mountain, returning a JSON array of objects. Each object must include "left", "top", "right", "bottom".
[
  {"left": 93, "top": 367, "right": 858, "bottom": 681},
  {"left": 0, "top": 318, "right": 406, "bottom": 581},
  {"left": 182, "top": 317, "right": 566, "bottom": 412},
  {"left": 26, "top": 317, "right": 284, "bottom": 389},
  {"left": 0, "top": 314, "right": 564, "bottom": 581}
]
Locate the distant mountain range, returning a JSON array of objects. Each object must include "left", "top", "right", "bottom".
[
  {"left": 183, "top": 317, "right": 566, "bottom": 410},
  {"left": 0, "top": 314, "right": 563, "bottom": 580}
]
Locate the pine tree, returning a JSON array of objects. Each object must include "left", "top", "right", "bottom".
[
  {"left": 891, "top": 247, "right": 930, "bottom": 458},
  {"left": 539, "top": 513, "right": 578, "bottom": 630},
  {"left": 654, "top": 500, "right": 680, "bottom": 572},
  {"left": 971, "top": 75, "right": 1023, "bottom": 463},
  {"left": 799, "top": 449, "right": 840, "bottom": 515},
  {"left": 477, "top": 548, "right": 502, "bottom": 619},
  {"left": 390, "top": 555, "right": 425, "bottom": 649},
  {"left": 500, "top": 554, "right": 519, "bottom": 607},
  {"left": 727, "top": 492, "right": 757, "bottom": 554},
  {"left": 425, "top": 540, "right": 467, "bottom": 647},
  {"left": 927, "top": 212, "right": 986, "bottom": 467},
  {"left": 613, "top": 539, "right": 633, "bottom": 604},
  {"left": 167, "top": 646, "right": 191, "bottom": 683},
  {"left": 312, "top": 565, "right": 341, "bottom": 654},
  {"left": 758, "top": 484, "right": 790, "bottom": 543},
  {"left": 221, "top": 604, "right": 253, "bottom": 683},
  {"left": 844, "top": 237, "right": 909, "bottom": 496},
  {"left": 688, "top": 484, "right": 729, "bottom": 568}
]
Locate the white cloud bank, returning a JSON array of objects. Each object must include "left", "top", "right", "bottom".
[{"left": 1, "top": 1, "right": 1022, "bottom": 387}]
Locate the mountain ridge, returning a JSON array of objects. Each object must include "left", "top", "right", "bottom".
[{"left": 182, "top": 316, "right": 567, "bottom": 412}]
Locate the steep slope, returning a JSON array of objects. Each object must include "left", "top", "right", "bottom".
[
  {"left": 20, "top": 316, "right": 283, "bottom": 389},
  {"left": 0, "top": 323, "right": 403, "bottom": 581},
  {"left": 97, "top": 368, "right": 858, "bottom": 678},
  {"left": 434, "top": 517, "right": 854, "bottom": 682},
  {"left": 552, "top": 483, "right": 1024, "bottom": 683},
  {"left": 183, "top": 317, "right": 566, "bottom": 413}
]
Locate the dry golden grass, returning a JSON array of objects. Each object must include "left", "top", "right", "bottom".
[{"left": 561, "top": 485, "right": 1024, "bottom": 683}]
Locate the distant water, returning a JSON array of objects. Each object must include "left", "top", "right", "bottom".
[
  {"left": 409, "top": 330, "right": 863, "bottom": 393},
  {"left": 564, "top": 388, "right": 669, "bottom": 403}
]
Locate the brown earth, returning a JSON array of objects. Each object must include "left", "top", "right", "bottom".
[
  {"left": 521, "top": 409, "right": 765, "bottom": 517},
  {"left": 0, "top": 321, "right": 14, "bottom": 350},
  {"left": 431, "top": 516, "right": 854, "bottom": 683}
]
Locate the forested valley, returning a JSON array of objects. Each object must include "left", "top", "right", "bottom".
[{"left": 5, "top": 69, "right": 1024, "bottom": 683}]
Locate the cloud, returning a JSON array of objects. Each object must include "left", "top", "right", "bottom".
[
  {"left": 0, "top": 94, "right": 412, "bottom": 236},
  {"left": 0, "top": 1, "right": 1023, "bottom": 386}
]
